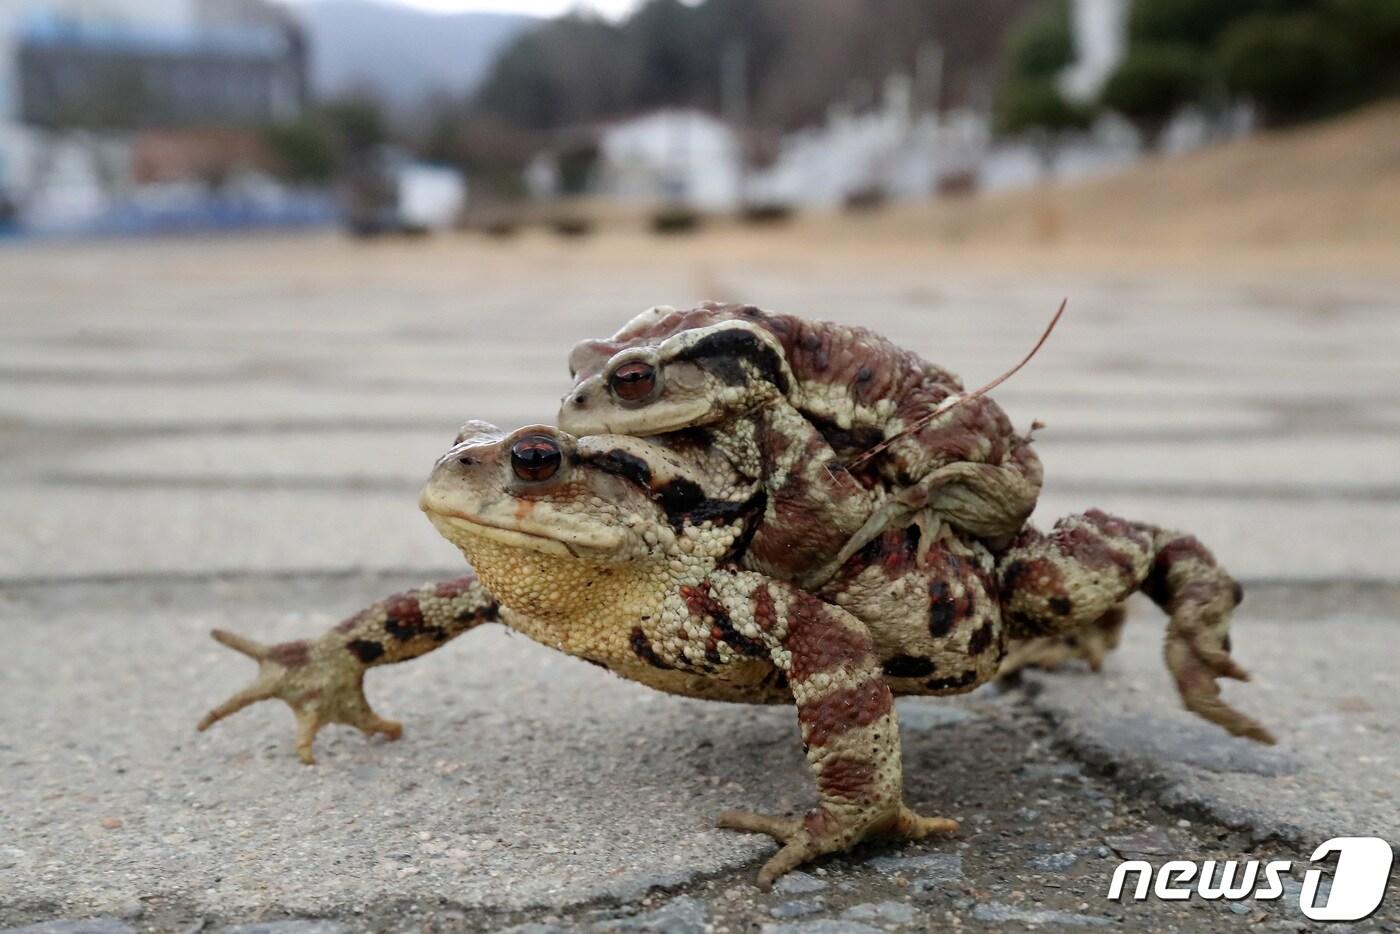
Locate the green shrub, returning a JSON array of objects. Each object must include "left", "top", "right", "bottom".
[
  {"left": 1215, "top": 13, "right": 1341, "bottom": 124},
  {"left": 995, "top": 79, "right": 1093, "bottom": 137},
  {"left": 739, "top": 202, "right": 794, "bottom": 225},
  {"left": 651, "top": 205, "right": 701, "bottom": 233},
  {"left": 261, "top": 121, "right": 336, "bottom": 184},
  {"left": 551, "top": 216, "right": 593, "bottom": 237},
  {"left": 842, "top": 185, "right": 887, "bottom": 213},
  {"left": 1100, "top": 44, "right": 1204, "bottom": 146},
  {"left": 1325, "top": 0, "right": 1400, "bottom": 92},
  {"left": 1130, "top": 0, "right": 1238, "bottom": 46},
  {"left": 1128, "top": 0, "right": 1316, "bottom": 46},
  {"left": 1005, "top": 0, "right": 1075, "bottom": 79}
]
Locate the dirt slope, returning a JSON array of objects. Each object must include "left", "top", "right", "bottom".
[{"left": 866, "top": 100, "right": 1400, "bottom": 247}]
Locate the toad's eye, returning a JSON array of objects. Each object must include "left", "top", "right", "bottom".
[
  {"left": 510, "top": 437, "right": 562, "bottom": 482},
  {"left": 609, "top": 361, "right": 656, "bottom": 401}
]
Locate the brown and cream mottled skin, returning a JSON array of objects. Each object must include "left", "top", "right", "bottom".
[
  {"left": 202, "top": 418, "right": 1271, "bottom": 887},
  {"left": 560, "top": 302, "right": 1045, "bottom": 577},
  {"left": 196, "top": 575, "right": 496, "bottom": 764}
]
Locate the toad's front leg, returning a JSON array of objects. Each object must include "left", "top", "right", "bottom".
[
  {"left": 198, "top": 574, "right": 498, "bottom": 763},
  {"left": 702, "top": 572, "right": 957, "bottom": 888}
]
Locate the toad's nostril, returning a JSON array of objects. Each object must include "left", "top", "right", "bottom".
[
  {"left": 458, "top": 455, "right": 477, "bottom": 466},
  {"left": 572, "top": 392, "right": 588, "bottom": 408}
]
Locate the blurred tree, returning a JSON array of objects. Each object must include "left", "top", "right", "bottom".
[
  {"left": 1100, "top": 44, "right": 1204, "bottom": 147},
  {"left": 259, "top": 97, "right": 389, "bottom": 185},
  {"left": 556, "top": 143, "right": 600, "bottom": 195},
  {"left": 261, "top": 120, "right": 336, "bottom": 183},
  {"left": 472, "top": 0, "right": 1033, "bottom": 136},
  {"left": 454, "top": 116, "right": 539, "bottom": 201},
  {"left": 1215, "top": 13, "right": 1341, "bottom": 124},
  {"left": 992, "top": 0, "right": 1086, "bottom": 166},
  {"left": 1128, "top": 0, "right": 1318, "bottom": 46},
  {"left": 1129, "top": 0, "right": 1239, "bottom": 46},
  {"left": 415, "top": 92, "right": 470, "bottom": 166},
  {"left": 1325, "top": 0, "right": 1400, "bottom": 96},
  {"left": 1113, "top": 0, "right": 1399, "bottom": 130},
  {"left": 473, "top": 16, "right": 629, "bottom": 130},
  {"left": 628, "top": 0, "right": 702, "bottom": 109},
  {"left": 320, "top": 98, "right": 388, "bottom": 154},
  {"left": 1004, "top": 0, "right": 1074, "bottom": 79},
  {"left": 995, "top": 78, "right": 1093, "bottom": 170}
]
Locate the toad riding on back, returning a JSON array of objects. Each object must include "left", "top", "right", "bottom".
[{"left": 199, "top": 303, "right": 1272, "bottom": 888}]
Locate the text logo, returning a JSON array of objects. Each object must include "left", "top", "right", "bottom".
[{"left": 1107, "top": 836, "right": 1393, "bottom": 922}]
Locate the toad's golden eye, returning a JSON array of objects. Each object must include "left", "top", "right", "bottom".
[
  {"left": 609, "top": 361, "right": 656, "bottom": 401},
  {"left": 510, "top": 437, "right": 562, "bottom": 482}
]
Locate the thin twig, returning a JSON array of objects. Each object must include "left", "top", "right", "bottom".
[{"left": 846, "top": 298, "right": 1066, "bottom": 470}]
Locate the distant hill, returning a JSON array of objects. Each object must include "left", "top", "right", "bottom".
[{"left": 286, "top": 0, "right": 536, "bottom": 108}]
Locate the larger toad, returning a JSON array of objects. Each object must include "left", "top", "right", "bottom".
[{"left": 201, "top": 420, "right": 1272, "bottom": 887}]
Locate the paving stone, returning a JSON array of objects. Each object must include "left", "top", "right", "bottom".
[
  {"left": 762, "top": 922, "right": 884, "bottom": 934},
  {"left": 772, "top": 871, "right": 829, "bottom": 895},
  {"left": 4, "top": 232, "right": 1398, "bottom": 932},
  {"left": 1029, "top": 616, "right": 1400, "bottom": 848},
  {"left": 591, "top": 897, "right": 707, "bottom": 934},
  {"left": 220, "top": 924, "right": 351, "bottom": 934},
  {"left": 769, "top": 899, "right": 824, "bottom": 919},
  {"left": 970, "top": 902, "right": 1112, "bottom": 926},
  {"left": 890, "top": 700, "right": 978, "bottom": 732},
  {"left": 1103, "top": 829, "right": 1175, "bottom": 857},
  {"left": 840, "top": 901, "right": 916, "bottom": 924},
  {"left": 0, "top": 581, "right": 777, "bottom": 915},
  {"left": 1025, "top": 851, "right": 1080, "bottom": 872},
  {"left": 863, "top": 852, "right": 962, "bottom": 882}
]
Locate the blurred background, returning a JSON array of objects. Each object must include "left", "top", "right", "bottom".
[
  {"left": 0, "top": 0, "right": 1397, "bottom": 238},
  {"left": 3, "top": 3, "right": 1400, "bottom": 918},
  {"left": 1, "top": 0, "right": 1399, "bottom": 575}
]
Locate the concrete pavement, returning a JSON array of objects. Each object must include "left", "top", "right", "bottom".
[{"left": 1, "top": 232, "right": 1397, "bottom": 931}]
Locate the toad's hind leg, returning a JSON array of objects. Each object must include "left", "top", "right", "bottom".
[
  {"left": 798, "top": 454, "right": 1040, "bottom": 591},
  {"left": 706, "top": 572, "right": 958, "bottom": 889},
  {"left": 997, "top": 510, "right": 1274, "bottom": 744}
]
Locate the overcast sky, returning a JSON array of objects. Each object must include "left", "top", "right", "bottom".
[{"left": 283, "top": 0, "right": 646, "bottom": 19}]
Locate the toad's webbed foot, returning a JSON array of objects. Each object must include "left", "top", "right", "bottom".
[
  {"left": 719, "top": 806, "right": 958, "bottom": 889},
  {"left": 1161, "top": 571, "right": 1275, "bottom": 745},
  {"left": 198, "top": 629, "right": 402, "bottom": 764},
  {"left": 197, "top": 576, "right": 498, "bottom": 763},
  {"left": 699, "top": 570, "right": 961, "bottom": 888}
]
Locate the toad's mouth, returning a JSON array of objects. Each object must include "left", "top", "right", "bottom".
[
  {"left": 421, "top": 502, "right": 623, "bottom": 558},
  {"left": 560, "top": 397, "right": 714, "bottom": 437}
]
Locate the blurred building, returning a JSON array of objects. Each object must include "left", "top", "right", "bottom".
[
  {"left": 0, "top": 0, "right": 312, "bottom": 234},
  {"left": 750, "top": 75, "right": 987, "bottom": 208},
  {"left": 593, "top": 109, "right": 742, "bottom": 211},
  {"left": 516, "top": 3, "right": 1146, "bottom": 216},
  {"left": 526, "top": 109, "right": 744, "bottom": 211},
  {"left": 1, "top": 0, "right": 305, "bottom": 127}
]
